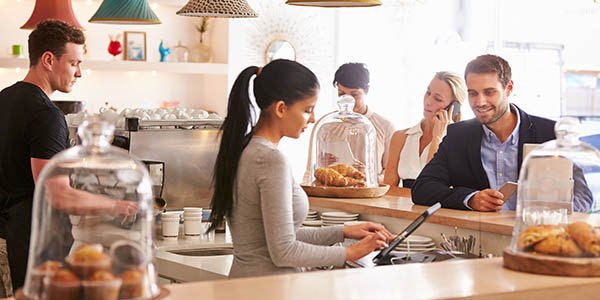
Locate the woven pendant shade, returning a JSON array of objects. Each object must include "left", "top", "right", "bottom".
[
  {"left": 89, "top": 0, "right": 161, "bottom": 24},
  {"left": 21, "top": 0, "right": 83, "bottom": 29},
  {"left": 176, "top": 0, "right": 258, "bottom": 18},
  {"left": 286, "top": 0, "right": 381, "bottom": 7}
]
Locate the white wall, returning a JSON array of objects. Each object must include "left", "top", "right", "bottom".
[{"left": 0, "top": 0, "right": 229, "bottom": 114}]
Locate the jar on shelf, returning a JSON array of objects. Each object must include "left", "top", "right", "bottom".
[
  {"left": 171, "top": 41, "right": 189, "bottom": 63},
  {"left": 22, "top": 117, "right": 160, "bottom": 299},
  {"left": 304, "top": 95, "right": 378, "bottom": 189},
  {"left": 504, "top": 117, "right": 600, "bottom": 276}
]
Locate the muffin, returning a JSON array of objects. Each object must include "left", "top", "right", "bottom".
[
  {"left": 27, "top": 260, "right": 63, "bottom": 298},
  {"left": 66, "top": 244, "right": 111, "bottom": 278},
  {"left": 83, "top": 270, "right": 122, "bottom": 300},
  {"left": 44, "top": 268, "right": 81, "bottom": 300},
  {"left": 119, "top": 269, "right": 145, "bottom": 299}
]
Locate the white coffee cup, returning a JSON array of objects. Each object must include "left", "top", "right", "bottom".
[
  {"left": 162, "top": 219, "right": 180, "bottom": 238},
  {"left": 184, "top": 217, "right": 202, "bottom": 236}
]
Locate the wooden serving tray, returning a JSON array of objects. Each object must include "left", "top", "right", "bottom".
[
  {"left": 503, "top": 247, "right": 600, "bottom": 277},
  {"left": 301, "top": 184, "right": 389, "bottom": 198}
]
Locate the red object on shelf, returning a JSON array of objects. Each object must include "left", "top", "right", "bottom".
[
  {"left": 108, "top": 41, "right": 123, "bottom": 58},
  {"left": 21, "top": 0, "right": 84, "bottom": 30}
]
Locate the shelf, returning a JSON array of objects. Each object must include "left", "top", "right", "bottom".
[{"left": 0, "top": 57, "right": 228, "bottom": 75}]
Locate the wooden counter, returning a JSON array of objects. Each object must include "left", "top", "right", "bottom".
[
  {"left": 308, "top": 188, "right": 599, "bottom": 236},
  {"left": 164, "top": 257, "right": 600, "bottom": 300}
]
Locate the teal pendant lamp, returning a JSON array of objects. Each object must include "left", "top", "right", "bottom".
[{"left": 89, "top": 0, "right": 161, "bottom": 24}]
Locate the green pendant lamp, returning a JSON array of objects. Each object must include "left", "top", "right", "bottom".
[
  {"left": 286, "top": 0, "right": 381, "bottom": 7},
  {"left": 89, "top": 0, "right": 161, "bottom": 24}
]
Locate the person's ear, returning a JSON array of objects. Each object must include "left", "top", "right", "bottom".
[
  {"left": 274, "top": 100, "right": 286, "bottom": 119},
  {"left": 505, "top": 80, "right": 514, "bottom": 97},
  {"left": 364, "top": 86, "right": 370, "bottom": 94},
  {"left": 40, "top": 51, "right": 54, "bottom": 71}
]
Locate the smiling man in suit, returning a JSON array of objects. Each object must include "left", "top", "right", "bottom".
[{"left": 411, "top": 54, "right": 592, "bottom": 212}]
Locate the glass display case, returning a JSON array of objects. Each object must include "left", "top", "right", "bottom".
[
  {"left": 306, "top": 95, "right": 378, "bottom": 189},
  {"left": 22, "top": 117, "right": 159, "bottom": 299},
  {"left": 504, "top": 117, "right": 600, "bottom": 276}
]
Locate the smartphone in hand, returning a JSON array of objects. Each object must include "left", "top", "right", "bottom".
[
  {"left": 498, "top": 181, "right": 518, "bottom": 201},
  {"left": 442, "top": 100, "right": 461, "bottom": 121}
]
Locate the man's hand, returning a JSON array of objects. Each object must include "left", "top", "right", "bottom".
[{"left": 467, "top": 189, "right": 504, "bottom": 212}]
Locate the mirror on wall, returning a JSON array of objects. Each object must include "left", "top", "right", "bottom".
[{"left": 265, "top": 40, "right": 296, "bottom": 63}]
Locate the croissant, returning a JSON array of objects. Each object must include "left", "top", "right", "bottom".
[
  {"left": 517, "top": 225, "right": 565, "bottom": 249},
  {"left": 533, "top": 233, "right": 584, "bottom": 257},
  {"left": 314, "top": 167, "right": 348, "bottom": 187},
  {"left": 566, "top": 222, "right": 600, "bottom": 257},
  {"left": 329, "top": 163, "right": 365, "bottom": 180}
]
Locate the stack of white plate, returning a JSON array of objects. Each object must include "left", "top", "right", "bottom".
[
  {"left": 320, "top": 211, "right": 359, "bottom": 227},
  {"left": 302, "top": 211, "right": 322, "bottom": 227},
  {"left": 394, "top": 234, "right": 436, "bottom": 252}
]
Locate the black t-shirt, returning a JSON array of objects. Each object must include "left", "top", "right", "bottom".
[{"left": 0, "top": 81, "right": 69, "bottom": 203}]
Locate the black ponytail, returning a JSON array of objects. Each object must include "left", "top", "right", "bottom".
[
  {"left": 208, "top": 66, "right": 259, "bottom": 232},
  {"left": 209, "top": 59, "right": 319, "bottom": 232}
]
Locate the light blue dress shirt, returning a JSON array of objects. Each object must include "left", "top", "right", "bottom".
[{"left": 464, "top": 106, "right": 521, "bottom": 210}]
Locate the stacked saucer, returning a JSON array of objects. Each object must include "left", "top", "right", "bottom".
[
  {"left": 394, "top": 234, "right": 436, "bottom": 252},
  {"left": 320, "top": 211, "right": 359, "bottom": 227},
  {"left": 302, "top": 210, "right": 322, "bottom": 227}
]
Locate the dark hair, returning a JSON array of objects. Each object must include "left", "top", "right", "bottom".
[
  {"left": 464, "top": 54, "right": 512, "bottom": 88},
  {"left": 333, "top": 62, "right": 370, "bottom": 90},
  {"left": 208, "top": 59, "right": 320, "bottom": 232},
  {"left": 28, "top": 19, "right": 85, "bottom": 67}
]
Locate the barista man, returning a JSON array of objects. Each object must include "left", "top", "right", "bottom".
[{"left": 0, "top": 20, "right": 137, "bottom": 291}]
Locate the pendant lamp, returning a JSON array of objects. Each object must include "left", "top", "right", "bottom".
[
  {"left": 286, "top": 0, "right": 382, "bottom": 7},
  {"left": 21, "top": 0, "right": 84, "bottom": 29},
  {"left": 176, "top": 0, "right": 258, "bottom": 18},
  {"left": 89, "top": 0, "right": 161, "bottom": 24}
]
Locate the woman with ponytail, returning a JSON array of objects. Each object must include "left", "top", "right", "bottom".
[{"left": 209, "top": 59, "right": 393, "bottom": 278}]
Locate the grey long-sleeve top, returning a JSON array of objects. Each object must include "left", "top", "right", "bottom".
[{"left": 228, "top": 136, "right": 347, "bottom": 278}]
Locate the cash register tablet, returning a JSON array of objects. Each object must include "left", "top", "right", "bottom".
[{"left": 347, "top": 202, "right": 442, "bottom": 268}]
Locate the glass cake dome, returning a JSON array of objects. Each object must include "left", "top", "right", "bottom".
[
  {"left": 23, "top": 117, "right": 159, "bottom": 299},
  {"left": 305, "top": 95, "right": 378, "bottom": 188},
  {"left": 507, "top": 117, "right": 600, "bottom": 262}
]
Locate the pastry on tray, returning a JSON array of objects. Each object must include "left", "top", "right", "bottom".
[
  {"left": 566, "top": 221, "right": 600, "bottom": 257},
  {"left": 120, "top": 268, "right": 145, "bottom": 299},
  {"left": 314, "top": 167, "right": 366, "bottom": 187},
  {"left": 517, "top": 225, "right": 565, "bottom": 249},
  {"left": 29, "top": 260, "right": 64, "bottom": 298},
  {"left": 83, "top": 270, "right": 122, "bottom": 300},
  {"left": 329, "top": 163, "right": 365, "bottom": 180},
  {"left": 45, "top": 268, "right": 81, "bottom": 300},
  {"left": 66, "top": 244, "right": 112, "bottom": 278},
  {"left": 532, "top": 232, "right": 584, "bottom": 257}
]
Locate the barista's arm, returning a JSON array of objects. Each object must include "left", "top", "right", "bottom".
[
  {"left": 31, "top": 158, "right": 50, "bottom": 183},
  {"left": 43, "top": 176, "right": 138, "bottom": 216}
]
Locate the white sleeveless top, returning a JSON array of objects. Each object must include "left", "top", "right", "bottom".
[{"left": 397, "top": 122, "right": 430, "bottom": 181}]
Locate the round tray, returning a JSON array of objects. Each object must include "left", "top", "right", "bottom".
[
  {"left": 503, "top": 247, "right": 600, "bottom": 277},
  {"left": 301, "top": 184, "right": 389, "bottom": 198}
]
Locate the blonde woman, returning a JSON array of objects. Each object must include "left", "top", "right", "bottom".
[{"left": 384, "top": 71, "right": 467, "bottom": 193}]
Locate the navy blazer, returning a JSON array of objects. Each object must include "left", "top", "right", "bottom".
[{"left": 411, "top": 106, "right": 556, "bottom": 210}]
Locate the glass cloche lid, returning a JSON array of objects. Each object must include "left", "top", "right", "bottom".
[
  {"left": 23, "top": 117, "right": 159, "bottom": 299},
  {"left": 508, "top": 117, "right": 600, "bottom": 259},
  {"left": 305, "top": 95, "right": 378, "bottom": 188}
]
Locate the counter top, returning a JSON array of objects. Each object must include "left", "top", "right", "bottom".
[
  {"left": 309, "top": 188, "right": 600, "bottom": 236},
  {"left": 164, "top": 257, "right": 600, "bottom": 299},
  {"left": 154, "top": 234, "right": 233, "bottom": 282}
]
